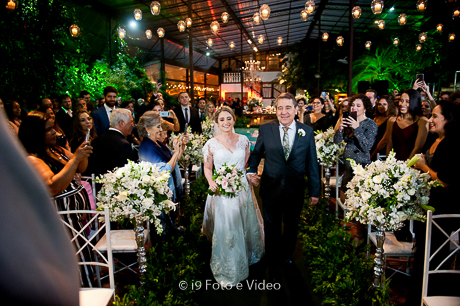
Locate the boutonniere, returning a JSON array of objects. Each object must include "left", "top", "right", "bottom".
[{"left": 298, "top": 128, "right": 306, "bottom": 139}]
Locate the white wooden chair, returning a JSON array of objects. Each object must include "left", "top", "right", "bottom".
[
  {"left": 57, "top": 207, "right": 115, "bottom": 306},
  {"left": 421, "top": 211, "right": 460, "bottom": 306}
]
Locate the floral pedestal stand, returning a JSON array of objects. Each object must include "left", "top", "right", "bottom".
[
  {"left": 135, "top": 216, "right": 147, "bottom": 286},
  {"left": 184, "top": 162, "right": 190, "bottom": 196},
  {"left": 372, "top": 225, "right": 386, "bottom": 288},
  {"left": 322, "top": 164, "right": 332, "bottom": 199}
]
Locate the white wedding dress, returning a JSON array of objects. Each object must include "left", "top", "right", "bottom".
[{"left": 202, "top": 135, "right": 264, "bottom": 286}]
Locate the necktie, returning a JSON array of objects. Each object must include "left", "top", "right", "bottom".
[
  {"left": 201, "top": 111, "right": 205, "bottom": 120},
  {"left": 184, "top": 108, "right": 189, "bottom": 124},
  {"left": 282, "top": 127, "right": 290, "bottom": 160}
]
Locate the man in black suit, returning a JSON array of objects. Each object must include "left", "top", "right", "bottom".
[
  {"left": 86, "top": 108, "right": 135, "bottom": 179},
  {"left": 197, "top": 97, "right": 207, "bottom": 121},
  {"left": 91, "top": 86, "right": 118, "bottom": 136},
  {"left": 55, "top": 94, "right": 73, "bottom": 139},
  {"left": 247, "top": 92, "right": 320, "bottom": 282},
  {"left": 173, "top": 92, "right": 202, "bottom": 134}
]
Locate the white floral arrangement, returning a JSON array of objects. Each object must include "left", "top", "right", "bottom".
[
  {"left": 247, "top": 97, "right": 263, "bottom": 108},
  {"left": 314, "top": 127, "right": 345, "bottom": 168},
  {"left": 95, "top": 160, "right": 176, "bottom": 234},
  {"left": 345, "top": 151, "right": 440, "bottom": 231},
  {"left": 208, "top": 163, "right": 246, "bottom": 198},
  {"left": 201, "top": 117, "right": 214, "bottom": 142},
  {"left": 169, "top": 126, "right": 205, "bottom": 166}
]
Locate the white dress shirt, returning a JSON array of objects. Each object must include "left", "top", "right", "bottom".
[
  {"left": 181, "top": 105, "right": 190, "bottom": 123},
  {"left": 108, "top": 127, "right": 123, "bottom": 136},
  {"left": 104, "top": 104, "right": 115, "bottom": 120},
  {"left": 279, "top": 120, "right": 296, "bottom": 150}
]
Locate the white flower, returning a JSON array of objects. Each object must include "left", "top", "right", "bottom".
[
  {"left": 298, "top": 129, "right": 306, "bottom": 137},
  {"left": 373, "top": 175, "right": 382, "bottom": 184}
]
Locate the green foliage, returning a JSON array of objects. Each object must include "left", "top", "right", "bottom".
[
  {"left": 299, "top": 198, "right": 392, "bottom": 305},
  {"left": 234, "top": 116, "right": 252, "bottom": 128},
  {"left": 114, "top": 176, "right": 209, "bottom": 305}
]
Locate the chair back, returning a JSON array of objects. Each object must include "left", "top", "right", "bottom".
[
  {"left": 81, "top": 174, "right": 97, "bottom": 203},
  {"left": 422, "top": 211, "right": 460, "bottom": 299},
  {"left": 57, "top": 207, "right": 114, "bottom": 290}
]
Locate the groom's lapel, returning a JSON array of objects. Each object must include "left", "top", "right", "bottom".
[
  {"left": 287, "top": 121, "right": 301, "bottom": 161},
  {"left": 271, "top": 121, "right": 285, "bottom": 159}
]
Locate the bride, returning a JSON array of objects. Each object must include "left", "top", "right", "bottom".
[{"left": 202, "top": 106, "right": 264, "bottom": 287}]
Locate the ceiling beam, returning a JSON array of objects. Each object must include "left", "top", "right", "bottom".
[
  {"left": 219, "top": 0, "right": 253, "bottom": 50},
  {"left": 305, "top": 0, "right": 330, "bottom": 40}
]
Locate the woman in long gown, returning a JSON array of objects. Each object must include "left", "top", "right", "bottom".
[{"left": 202, "top": 106, "right": 264, "bottom": 287}]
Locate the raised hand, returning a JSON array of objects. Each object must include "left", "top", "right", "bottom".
[{"left": 74, "top": 141, "right": 93, "bottom": 161}]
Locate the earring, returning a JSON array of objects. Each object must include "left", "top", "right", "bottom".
[{"left": 147, "top": 132, "right": 151, "bottom": 137}]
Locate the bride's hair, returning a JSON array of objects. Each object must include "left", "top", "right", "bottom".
[{"left": 214, "top": 106, "right": 235, "bottom": 123}]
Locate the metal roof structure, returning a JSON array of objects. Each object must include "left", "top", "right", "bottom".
[{"left": 73, "top": 0, "right": 453, "bottom": 69}]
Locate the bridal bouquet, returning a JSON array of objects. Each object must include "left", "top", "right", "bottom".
[
  {"left": 314, "top": 127, "right": 345, "bottom": 168},
  {"left": 169, "top": 126, "right": 206, "bottom": 166},
  {"left": 95, "top": 160, "right": 176, "bottom": 234},
  {"left": 208, "top": 163, "right": 245, "bottom": 198},
  {"left": 201, "top": 117, "right": 215, "bottom": 142},
  {"left": 345, "top": 151, "right": 440, "bottom": 231}
]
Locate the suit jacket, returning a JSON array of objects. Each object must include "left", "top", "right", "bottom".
[
  {"left": 55, "top": 109, "right": 73, "bottom": 139},
  {"left": 247, "top": 120, "right": 320, "bottom": 199},
  {"left": 173, "top": 106, "right": 202, "bottom": 134},
  {"left": 85, "top": 130, "right": 134, "bottom": 178},
  {"left": 91, "top": 106, "right": 110, "bottom": 136}
]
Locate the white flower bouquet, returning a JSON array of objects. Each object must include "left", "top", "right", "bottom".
[
  {"left": 345, "top": 151, "right": 440, "bottom": 231},
  {"left": 95, "top": 160, "right": 176, "bottom": 234},
  {"left": 201, "top": 117, "right": 215, "bottom": 142},
  {"left": 169, "top": 126, "right": 205, "bottom": 166},
  {"left": 247, "top": 97, "right": 263, "bottom": 108},
  {"left": 314, "top": 127, "right": 345, "bottom": 168},
  {"left": 208, "top": 163, "right": 246, "bottom": 198}
]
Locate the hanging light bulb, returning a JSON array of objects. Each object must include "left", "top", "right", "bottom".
[
  {"left": 336, "top": 36, "right": 344, "bottom": 46},
  {"left": 207, "top": 38, "right": 213, "bottom": 47},
  {"left": 378, "top": 20, "right": 385, "bottom": 30},
  {"left": 134, "top": 9, "right": 142, "bottom": 20},
  {"left": 398, "top": 13, "right": 407, "bottom": 25},
  {"left": 305, "top": 1, "right": 315, "bottom": 15},
  {"left": 6, "top": 0, "right": 18, "bottom": 11},
  {"left": 301, "top": 9, "right": 308, "bottom": 21},
  {"left": 260, "top": 4, "right": 270, "bottom": 20},
  {"left": 145, "top": 29, "right": 153, "bottom": 39},
  {"left": 419, "top": 32, "right": 427, "bottom": 43},
  {"left": 258, "top": 34, "right": 264, "bottom": 44},
  {"left": 118, "top": 28, "right": 126, "bottom": 39},
  {"left": 322, "top": 32, "right": 329, "bottom": 42},
  {"left": 416, "top": 44, "right": 422, "bottom": 52},
  {"left": 277, "top": 36, "right": 283, "bottom": 45},
  {"left": 253, "top": 12, "right": 260, "bottom": 25},
  {"left": 449, "top": 33, "right": 456, "bottom": 42},
  {"left": 210, "top": 21, "right": 220, "bottom": 34},
  {"left": 247, "top": 39, "right": 252, "bottom": 44},
  {"left": 221, "top": 12, "right": 229, "bottom": 23},
  {"left": 186, "top": 18, "right": 192, "bottom": 27},
  {"left": 454, "top": 9, "right": 460, "bottom": 17},
  {"left": 157, "top": 27, "right": 165, "bottom": 38},
  {"left": 177, "top": 20, "right": 186, "bottom": 32},
  {"left": 150, "top": 1, "right": 160, "bottom": 15},
  {"left": 229, "top": 41, "right": 235, "bottom": 50},
  {"left": 393, "top": 37, "right": 400, "bottom": 46},
  {"left": 436, "top": 24, "right": 443, "bottom": 33},
  {"left": 352, "top": 6, "right": 362, "bottom": 19},
  {"left": 371, "top": 0, "right": 384, "bottom": 14},
  {"left": 69, "top": 24, "right": 80, "bottom": 38},
  {"left": 253, "top": 46, "right": 258, "bottom": 52},
  {"left": 365, "top": 41, "right": 372, "bottom": 50},
  {"left": 416, "top": 0, "right": 427, "bottom": 12}
]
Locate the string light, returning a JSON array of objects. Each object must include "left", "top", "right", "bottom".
[
  {"left": 253, "top": 46, "right": 258, "bottom": 52},
  {"left": 449, "top": 33, "right": 456, "bottom": 42},
  {"left": 186, "top": 18, "right": 192, "bottom": 27},
  {"left": 150, "top": 1, "right": 160, "bottom": 15},
  {"left": 6, "top": 0, "right": 18, "bottom": 11},
  {"left": 419, "top": 32, "right": 427, "bottom": 43},
  {"left": 454, "top": 9, "right": 460, "bottom": 18},
  {"left": 301, "top": 9, "right": 308, "bottom": 21},
  {"left": 221, "top": 12, "right": 229, "bottom": 23},
  {"left": 69, "top": 24, "right": 80, "bottom": 37},
  {"left": 336, "top": 36, "right": 344, "bottom": 46},
  {"left": 118, "top": 28, "right": 126, "bottom": 39},
  {"left": 352, "top": 6, "right": 362, "bottom": 19},
  {"left": 398, "top": 13, "right": 407, "bottom": 25},
  {"left": 378, "top": 20, "right": 385, "bottom": 30},
  {"left": 305, "top": 1, "right": 315, "bottom": 15},
  {"left": 258, "top": 34, "right": 264, "bottom": 44},
  {"left": 253, "top": 13, "right": 260, "bottom": 25},
  {"left": 416, "top": 0, "right": 427, "bottom": 12},
  {"left": 177, "top": 21, "right": 186, "bottom": 32},
  {"left": 229, "top": 41, "right": 235, "bottom": 50},
  {"left": 134, "top": 9, "right": 142, "bottom": 20},
  {"left": 247, "top": 39, "right": 252, "bottom": 44},
  {"left": 260, "top": 4, "right": 270, "bottom": 20},
  {"left": 416, "top": 44, "right": 422, "bottom": 52},
  {"left": 145, "top": 29, "right": 153, "bottom": 39},
  {"left": 436, "top": 24, "right": 443, "bottom": 33},
  {"left": 277, "top": 37, "right": 283, "bottom": 45},
  {"left": 322, "top": 32, "right": 329, "bottom": 42},
  {"left": 207, "top": 38, "right": 213, "bottom": 47},
  {"left": 157, "top": 27, "right": 165, "bottom": 38},
  {"left": 393, "top": 37, "right": 400, "bottom": 46},
  {"left": 210, "top": 21, "right": 220, "bottom": 34},
  {"left": 365, "top": 41, "right": 372, "bottom": 50},
  {"left": 371, "top": 0, "right": 384, "bottom": 14}
]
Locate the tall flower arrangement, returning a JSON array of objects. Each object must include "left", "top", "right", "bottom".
[
  {"left": 345, "top": 151, "right": 439, "bottom": 231},
  {"left": 314, "top": 127, "right": 345, "bottom": 167},
  {"left": 95, "top": 160, "right": 176, "bottom": 234},
  {"left": 201, "top": 117, "right": 215, "bottom": 142},
  {"left": 169, "top": 126, "right": 205, "bottom": 166}
]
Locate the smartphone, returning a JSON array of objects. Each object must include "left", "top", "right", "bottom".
[
  {"left": 157, "top": 79, "right": 162, "bottom": 85},
  {"left": 321, "top": 92, "right": 326, "bottom": 98},
  {"left": 159, "top": 111, "right": 170, "bottom": 117},
  {"left": 306, "top": 105, "right": 313, "bottom": 112},
  {"left": 416, "top": 73, "right": 424, "bottom": 82},
  {"left": 342, "top": 111, "right": 350, "bottom": 120},
  {"left": 85, "top": 129, "right": 91, "bottom": 143},
  {"left": 350, "top": 111, "right": 358, "bottom": 121}
]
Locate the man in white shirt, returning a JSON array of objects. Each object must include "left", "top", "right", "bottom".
[{"left": 91, "top": 86, "right": 118, "bottom": 136}]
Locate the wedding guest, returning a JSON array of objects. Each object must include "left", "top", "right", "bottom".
[
  {"left": 205, "top": 101, "right": 216, "bottom": 121},
  {"left": 38, "top": 105, "right": 70, "bottom": 151},
  {"left": 137, "top": 111, "right": 184, "bottom": 202},
  {"left": 421, "top": 100, "right": 432, "bottom": 119},
  {"left": 91, "top": 86, "right": 118, "bottom": 136},
  {"left": 296, "top": 96, "right": 307, "bottom": 121},
  {"left": 5, "top": 100, "right": 22, "bottom": 135},
  {"left": 394, "top": 94, "right": 401, "bottom": 116},
  {"left": 70, "top": 109, "right": 97, "bottom": 153},
  {"left": 75, "top": 98, "right": 87, "bottom": 111},
  {"left": 152, "top": 102, "right": 179, "bottom": 132},
  {"left": 449, "top": 91, "right": 460, "bottom": 104},
  {"left": 413, "top": 79, "right": 436, "bottom": 109},
  {"left": 55, "top": 94, "right": 74, "bottom": 140},
  {"left": 370, "top": 96, "right": 397, "bottom": 159},
  {"left": 407, "top": 101, "right": 460, "bottom": 304},
  {"left": 301, "top": 96, "right": 331, "bottom": 132},
  {"left": 379, "top": 89, "right": 428, "bottom": 161},
  {"left": 334, "top": 94, "right": 377, "bottom": 193},
  {"left": 40, "top": 97, "right": 52, "bottom": 109},
  {"left": 440, "top": 91, "right": 450, "bottom": 101},
  {"left": 323, "top": 94, "right": 337, "bottom": 121},
  {"left": 198, "top": 98, "right": 207, "bottom": 121},
  {"left": 173, "top": 92, "right": 202, "bottom": 134}
]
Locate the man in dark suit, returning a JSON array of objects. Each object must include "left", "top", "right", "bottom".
[
  {"left": 86, "top": 108, "right": 135, "bottom": 179},
  {"left": 55, "top": 94, "right": 73, "bottom": 139},
  {"left": 91, "top": 86, "right": 118, "bottom": 136},
  {"left": 247, "top": 92, "right": 320, "bottom": 282},
  {"left": 197, "top": 97, "right": 207, "bottom": 121},
  {"left": 173, "top": 91, "right": 202, "bottom": 134}
]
